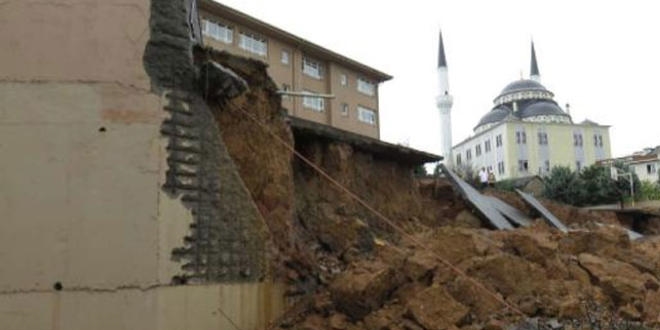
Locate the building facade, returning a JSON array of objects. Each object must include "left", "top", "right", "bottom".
[
  {"left": 451, "top": 43, "right": 612, "bottom": 180},
  {"left": 198, "top": 0, "right": 391, "bottom": 139},
  {"left": 599, "top": 147, "right": 660, "bottom": 183}
]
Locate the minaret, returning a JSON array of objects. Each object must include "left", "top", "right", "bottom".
[
  {"left": 436, "top": 30, "right": 454, "bottom": 167},
  {"left": 530, "top": 41, "right": 541, "bottom": 82}
]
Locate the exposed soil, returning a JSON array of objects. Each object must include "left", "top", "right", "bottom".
[{"left": 206, "top": 49, "right": 660, "bottom": 329}]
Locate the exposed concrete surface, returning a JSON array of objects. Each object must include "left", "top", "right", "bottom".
[
  {"left": 0, "top": 0, "right": 152, "bottom": 90},
  {"left": 0, "top": 282, "right": 284, "bottom": 330}
]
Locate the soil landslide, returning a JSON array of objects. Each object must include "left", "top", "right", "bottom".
[{"left": 206, "top": 50, "right": 660, "bottom": 329}]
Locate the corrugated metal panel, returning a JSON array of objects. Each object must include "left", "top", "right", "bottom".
[
  {"left": 483, "top": 196, "right": 531, "bottom": 227},
  {"left": 441, "top": 165, "right": 513, "bottom": 230},
  {"left": 515, "top": 189, "right": 568, "bottom": 233}
]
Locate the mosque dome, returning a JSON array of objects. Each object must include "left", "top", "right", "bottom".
[
  {"left": 476, "top": 106, "right": 511, "bottom": 128},
  {"left": 520, "top": 101, "right": 566, "bottom": 118},
  {"left": 499, "top": 79, "right": 547, "bottom": 96}
]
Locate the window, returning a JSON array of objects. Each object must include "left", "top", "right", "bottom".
[
  {"left": 498, "top": 161, "right": 505, "bottom": 175},
  {"left": 302, "top": 91, "right": 324, "bottom": 112},
  {"left": 340, "top": 74, "right": 347, "bottom": 86},
  {"left": 456, "top": 154, "right": 462, "bottom": 166},
  {"left": 648, "top": 164, "right": 657, "bottom": 174},
  {"left": 475, "top": 144, "right": 482, "bottom": 156},
  {"left": 538, "top": 132, "right": 548, "bottom": 145},
  {"left": 303, "top": 56, "right": 323, "bottom": 79},
  {"left": 239, "top": 32, "right": 267, "bottom": 56},
  {"left": 281, "top": 50, "right": 289, "bottom": 64},
  {"left": 466, "top": 149, "right": 472, "bottom": 161},
  {"left": 518, "top": 160, "right": 529, "bottom": 172},
  {"left": 594, "top": 134, "right": 603, "bottom": 147},
  {"left": 202, "top": 19, "right": 233, "bottom": 44},
  {"left": 485, "top": 140, "right": 492, "bottom": 152},
  {"left": 496, "top": 135, "right": 503, "bottom": 147},
  {"left": 341, "top": 103, "right": 349, "bottom": 116},
  {"left": 522, "top": 131, "right": 527, "bottom": 144},
  {"left": 573, "top": 133, "right": 583, "bottom": 147},
  {"left": 357, "top": 78, "right": 375, "bottom": 96},
  {"left": 357, "top": 106, "right": 376, "bottom": 125},
  {"left": 544, "top": 160, "right": 550, "bottom": 173},
  {"left": 576, "top": 161, "right": 582, "bottom": 171},
  {"left": 516, "top": 130, "right": 527, "bottom": 144}
]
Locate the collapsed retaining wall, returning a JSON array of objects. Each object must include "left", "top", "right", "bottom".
[{"left": 0, "top": 1, "right": 280, "bottom": 329}]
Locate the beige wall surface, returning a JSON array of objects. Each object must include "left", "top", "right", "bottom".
[
  {"left": 0, "top": 2, "right": 285, "bottom": 329},
  {"left": 0, "top": 82, "right": 184, "bottom": 291},
  {"left": 0, "top": 0, "right": 152, "bottom": 90},
  {"left": 0, "top": 283, "right": 284, "bottom": 330}
]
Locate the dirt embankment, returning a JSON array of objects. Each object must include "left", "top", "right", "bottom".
[{"left": 207, "top": 50, "right": 660, "bottom": 329}]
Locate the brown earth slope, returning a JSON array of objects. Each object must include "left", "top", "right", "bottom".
[{"left": 205, "top": 49, "right": 660, "bottom": 329}]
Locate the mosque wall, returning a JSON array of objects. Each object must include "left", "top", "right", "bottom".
[{"left": 452, "top": 121, "right": 611, "bottom": 181}]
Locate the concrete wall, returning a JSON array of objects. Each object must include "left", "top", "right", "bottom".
[{"left": 0, "top": 1, "right": 283, "bottom": 329}]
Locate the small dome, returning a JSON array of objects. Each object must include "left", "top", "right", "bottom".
[
  {"left": 519, "top": 101, "right": 567, "bottom": 118},
  {"left": 499, "top": 79, "right": 547, "bottom": 96},
  {"left": 476, "top": 106, "right": 510, "bottom": 128}
]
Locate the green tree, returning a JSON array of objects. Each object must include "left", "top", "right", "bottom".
[
  {"left": 579, "top": 165, "right": 620, "bottom": 205},
  {"left": 543, "top": 166, "right": 581, "bottom": 205},
  {"left": 612, "top": 161, "right": 641, "bottom": 201},
  {"left": 413, "top": 164, "right": 428, "bottom": 177}
]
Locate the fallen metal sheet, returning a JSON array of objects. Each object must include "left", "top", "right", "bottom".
[
  {"left": 515, "top": 189, "right": 568, "bottom": 233},
  {"left": 484, "top": 196, "right": 532, "bottom": 227},
  {"left": 441, "top": 165, "right": 513, "bottom": 230},
  {"left": 595, "top": 222, "right": 643, "bottom": 241}
]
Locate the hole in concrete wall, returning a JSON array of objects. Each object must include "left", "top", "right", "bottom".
[
  {"left": 98, "top": 127, "right": 106, "bottom": 132},
  {"left": 53, "top": 282, "right": 63, "bottom": 291}
]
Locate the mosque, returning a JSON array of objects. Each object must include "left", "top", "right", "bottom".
[{"left": 436, "top": 32, "right": 612, "bottom": 180}]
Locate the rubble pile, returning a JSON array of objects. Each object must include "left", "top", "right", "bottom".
[{"left": 206, "top": 49, "right": 660, "bottom": 329}]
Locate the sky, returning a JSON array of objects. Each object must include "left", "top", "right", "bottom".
[{"left": 215, "top": 0, "right": 660, "bottom": 158}]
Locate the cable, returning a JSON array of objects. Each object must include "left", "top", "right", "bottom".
[{"left": 226, "top": 102, "right": 528, "bottom": 322}]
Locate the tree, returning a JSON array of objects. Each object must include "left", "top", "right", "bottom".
[
  {"left": 543, "top": 166, "right": 581, "bottom": 205},
  {"left": 612, "top": 160, "right": 641, "bottom": 201},
  {"left": 544, "top": 164, "right": 643, "bottom": 206},
  {"left": 578, "top": 165, "right": 620, "bottom": 205},
  {"left": 413, "top": 164, "right": 428, "bottom": 177}
]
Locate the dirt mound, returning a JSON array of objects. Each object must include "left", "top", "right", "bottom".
[{"left": 208, "top": 51, "right": 660, "bottom": 329}]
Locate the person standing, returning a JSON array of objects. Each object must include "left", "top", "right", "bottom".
[
  {"left": 488, "top": 170, "right": 496, "bottom": 187},
  {"left": 479, "top": 167, "right": 488, "bottom": 190}
]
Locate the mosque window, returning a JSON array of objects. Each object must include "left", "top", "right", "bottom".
[
  {"left": 475, "top": 144, "right": 482, "bottom": 156},
  {"left": 573, "top": 133, "right": 583, "bottom": 147},
  {"left": 485, "top": 140, "right": 492, "bottom": 152},
  {"left": 466, "top": 149, "right": 472, "bottom": 161},
  {"left": 594, "top": 134, "right": 603, "bottom": 147},
  {"left": 516, "top": 131, "right": 527, "bottom": 144},
  {"left": 538, "top": 132, "right": 548, "bottom": 145},
  {"left": 497, "top": 161, "right": 505, "bottom": 175},
  {"left": 496, "top": 135, "right": 503, "bottom": 147},
  {"left": 456, "top": 154, "right": 462, "bottom": 166}
]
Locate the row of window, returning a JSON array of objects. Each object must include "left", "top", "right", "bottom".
[
  {"left": 203, "top": 20, "right": 268, "bottom": 57},
  {"left": 300, "top": 94, "right": 376, "bottom": 125},
  {"left": 203, "top": 19, "right": 377, "bottom": 98},
  {"left": 301, "top": 56, "right": 376, "bottom": 96}
]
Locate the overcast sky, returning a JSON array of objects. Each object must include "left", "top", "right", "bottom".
[{"left": 215, "top": 0, "right": 660, "bottom": 157}]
